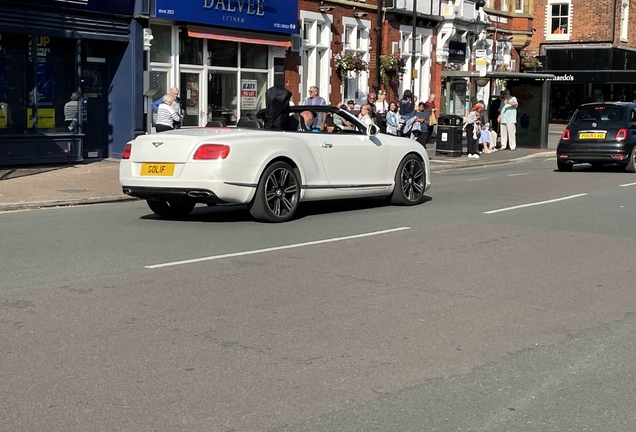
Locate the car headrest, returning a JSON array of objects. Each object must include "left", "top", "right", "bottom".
[
  {"left": 237, "top": 118, "right": 262, "bottom": 129},
  {"left": 288, "top": 113, "right": 306, "bottom": 131},
  {"left": 206, "top": 120, "right": 225, "bottom": 127}
]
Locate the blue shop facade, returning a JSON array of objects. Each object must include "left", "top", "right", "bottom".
[{"left": 0, "top": 0, "right": 147, "bottom": 165}]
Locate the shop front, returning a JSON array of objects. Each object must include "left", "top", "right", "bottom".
[
  {"left": 544, "top": 46, "right": 636, "bottom": 123},
  {"left": 0, "top": 0, "right": 140, "bottom": 165},
  {"left": 148, "top": 0, "right": 298, "bottom": 130}
]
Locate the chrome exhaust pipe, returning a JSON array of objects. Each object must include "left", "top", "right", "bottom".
[{"left": 187, "top": 191, "right": 212, "bottom": 198}]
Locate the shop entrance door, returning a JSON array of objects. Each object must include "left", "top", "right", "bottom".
[
  {"left": 81, "top": 64, "right": 108, "bottom": 158},
  {"left": 180, "top": 70, "right": 205, "bottom": 127}
]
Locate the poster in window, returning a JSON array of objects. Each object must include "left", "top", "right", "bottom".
[
  {"left": 241, "top": 80, "right": 257, "bottom": 111},
  {"left": 185, "top": 74, "right": 199, "bottom": 116}
]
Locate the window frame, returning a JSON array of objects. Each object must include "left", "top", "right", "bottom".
[
  {"left": 546, "top": 0, "right": 572, "bottom": 41},
  {"left": 300, "top": 11, "right": 333, "bottom": 104}
]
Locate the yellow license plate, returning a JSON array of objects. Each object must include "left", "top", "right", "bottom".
[
  {"left": 140, "top": 163, "right": 175, "bottom": 176},
  {"left": 579, "top": 132, "right": 606, "bottom": 139}
]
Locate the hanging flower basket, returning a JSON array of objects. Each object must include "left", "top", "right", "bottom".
[
  {"left": 496, "top": 63, "right": 510, "bottom": 72},
  {"left": 334, "top": 52, "right": 368, "bottom": 80},
  {"left": 441, "top": 62, "right": 462, "bottom": 86},
  {"left": 520, "top": 54, "right": 542, "bottom": 72},
  {"left": 380, "top": 54, "right": 406, "bottom": 85}
]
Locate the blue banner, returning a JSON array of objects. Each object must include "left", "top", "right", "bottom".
[
  {"left": 18, "top": 0, "right": 135, "bottom": 15},
  {"left": 154, "top": 0, "right": 299, "bottom": 35}
]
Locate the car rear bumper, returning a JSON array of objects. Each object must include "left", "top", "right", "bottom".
[
  {"left": 556, "top": 141, "right": 634, "bottom": 164},
  {"left": 122, "top": 186, "right": 229, "bottom": 204}
]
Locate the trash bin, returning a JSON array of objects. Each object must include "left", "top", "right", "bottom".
[{"left": 435, "top": 114, "right": 464, "bottom": 157}]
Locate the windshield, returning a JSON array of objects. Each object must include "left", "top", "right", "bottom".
[{"left": 572, "top": 106, "right": 624, "bottom": 123}]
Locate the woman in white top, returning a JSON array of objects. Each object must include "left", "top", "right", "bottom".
[
  {"left": 374, "top": 90, "right": 389, "bottom": 133},
  {"left": 156, "top": 94, "right": 182, "bottom": 132},
  {"left": 358, "top": 104, "right": 374, "bottom": 127}
]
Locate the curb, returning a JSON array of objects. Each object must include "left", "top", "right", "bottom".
[
  {"left": 430, "top": 150, "right": 555, "bottom": 173},
  {"left": 0, "top": 195, "right": 138, "bottom": 212}
]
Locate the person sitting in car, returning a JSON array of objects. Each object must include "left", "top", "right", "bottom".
[{"left": 300, "top": 110, "right": 321, "bottom": 132}]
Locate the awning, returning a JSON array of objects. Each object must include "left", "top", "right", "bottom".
[{"left": 188, "top": 28, "right": 291, "bottom": 47}]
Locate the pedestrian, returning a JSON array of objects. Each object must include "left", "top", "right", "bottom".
[
  {"left": 374, "top": 90, "right": 389, "bottom": 133},
  {"left": 477, "top": 99, "right": 490, "bottom": 152},
  {"left": 153, "top": 87, "right": 183, "bottom": 129},
  {"left": 303, "top": 85, "right": 327, "bottom": 129},
  {"left": 498, "top": 89, "right": 518, "bottom": 150},
  {"left": 155, "top": 93, "right": 183, "bottom": 132},
  {"left": 399, "top": 90, "right": 415, "bottom": 136},
  {"left": 366, "top": 93, "right": 378, "bottom": 124},
  {"left": 358, "top": 104, "right": 374, "bottom": 127},
  {"left": 64, "top": 92, "right": 79, "bottom": 131},
  {"left": 423, "top": 93, "right": 437, "bottom": 142},
  {"left": 413, "top": 102, "right": 430, "bottom": 147},
  {"left": 489, "top": 90, "right": 504, "bottom": 138},
  {"left": 464, "top": 102, "right": 484, "bottom": 159},
  {"left": 385, "top": 101, "right": 401, "bottom": 136},
  {"left": 346, "top": 99, "right": 356, "bottom": 114}
]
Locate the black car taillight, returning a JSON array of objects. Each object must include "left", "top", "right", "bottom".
[
  {"left": 561, "top": 129, "right": 570, "bottom": 140},
  {"left": 616, "top": 128, "right": 627, "bottom": 141}
]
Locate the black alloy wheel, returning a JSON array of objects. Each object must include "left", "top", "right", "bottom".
[
  {"left": 249, "top": 161, "right": 300, "bottom": 222},
  {"left": 146, "top": 200, "right": 196, "bottom": 218},
  {"left": 391, "top": 155, "right": 425, "bottom": 205},
  {"left": 557, "top": 161, "right": 573, "bottom": 172}
]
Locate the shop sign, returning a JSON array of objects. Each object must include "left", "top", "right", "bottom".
[
  {"left": 448, "top": 41, "right": 467, "bottom": 63},
  {"left": 241, "top": 80, "right": 258, "bottom": 110},
  {"left": 488, "top": 15, "right": 509, "bottom": 24},
  {"left": 155, "top": 0, "right": 299, "bottom": 35}
]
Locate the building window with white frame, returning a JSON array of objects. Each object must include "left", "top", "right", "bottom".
[
  {"left": 340, "top": 17, "right": 371, "bottom": 105},
  {"left": 300, "top": 12, "right": 332, "bottom": 104},
  {"left": 515, "top": 0, "right": 524, "bottom": 13},
  {"left": 546, "top": 0, "right": 571, "bottom": 39},
  {"left": 399, "top": 26, "right": 433, "bottom": 102}
]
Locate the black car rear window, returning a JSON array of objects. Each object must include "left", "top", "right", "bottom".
[{"left": 573, "top": 106, "right": 625, "bottom": 123}]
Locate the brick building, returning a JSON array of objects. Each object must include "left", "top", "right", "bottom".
[{"left": 527, "top": 0, "right": 636, "bottom": 122}]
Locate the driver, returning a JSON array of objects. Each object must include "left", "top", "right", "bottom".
[{"left": 300, "top": 110, "right": 321, "bottom": 132}]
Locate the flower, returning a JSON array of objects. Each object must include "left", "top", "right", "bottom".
[
  {"left": 444, "top": 62, "right": 461, "bottom": 71},
  {"left": 334, "top": 52, "right": 368, "bottom": 80},
  {"left": 380, "top": 54, "right": 406, "bottom": 85},
  {"left": 520, "top": 54, "right": 543, "bottom": 71},
  {"left": 496, "top": 63, "right": 510, "bottom": 72}
]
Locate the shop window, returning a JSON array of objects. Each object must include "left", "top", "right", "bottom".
[
  {"left": 240, "top": 71, "right": 268, "bottom": 119},
  {"left": 546, "top": 1, "right": 571, "bottom": 39},
  {"left": 207, "top": 39, "right": 238, "bottom": 68},
  {"left": 150, "top": 24, "right": 172, "bottom": 64},
  {"left": 0, "top": 33, "right": 76, "bottom": 135},
  {"left": 179, "top": 32, "right": 203, "bottom": 65},
  {"left": 241, "top": 44, "right": 268, "bottom": 69}
]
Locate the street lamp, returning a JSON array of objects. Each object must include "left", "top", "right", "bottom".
[{"left": 411, "top": 0, "right": 417, "bottom": 99}]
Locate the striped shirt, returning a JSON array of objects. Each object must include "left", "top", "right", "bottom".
[
  {"left": 64, "top": 101, "right": 78, "bottom": 121},
  {"left": 156, "top": 103, "right": 181, "bottom": 128}
]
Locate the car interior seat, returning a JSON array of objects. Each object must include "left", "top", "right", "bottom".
[
  {"left": 607, "top": 111, "right": 619, "bottom": 121},
  {"left": 287, "top": 113, "right": 306, "bottom": 131},
  {"left": 206, "top": 120, "right": 225, "bottom": 127},
  {"left": 237, "top": 117, "right": 262, "bottom": 129}
]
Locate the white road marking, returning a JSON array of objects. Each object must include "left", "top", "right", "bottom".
[
  {"left": 509, "top": 172, "right": 529, "bottom": 177},
  {"left": 483, "top": 193, "right": 588, "bottom": 214},
  {"left": 619, "top": 182, "right": 636, "bottom": 187},
  {"left": 145, "top": 227, "right": 412, "bottom": 269},
  {"left": 465, "top": 177, "right": 490, "bottom": 182}
]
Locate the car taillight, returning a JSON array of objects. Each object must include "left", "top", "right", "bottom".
[
  {"left": 122, "top": 143, "right": 132, "bottom": 159},
  {"left": 193, "top": 144, "right": 230, "bottom": 160},
  {"left": 616, "top": 128, "right": 628, "bottom": 140},
  {"left": 561, "top": 129, "right": 570, "bottom": 140}
]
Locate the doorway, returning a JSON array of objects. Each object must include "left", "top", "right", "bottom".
[
  {"left": 81, "top": 64, "right": 108, "bottom": 158},
  {"left": 180, "top": 71, "right": 204, "bottom": 127}
]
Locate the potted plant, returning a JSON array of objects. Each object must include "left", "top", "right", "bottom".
[
  {"left": 520, "top": 54, "right": 542, "bottom": 72},
  {"left": 379, "top": 54, "right": 406, "bottom": 85},
  {"left": 441, "top": 62, "right": 462, "bottom": 86},
  {"left": 334, "top": 52, "right": 368, "bottom": 80}
]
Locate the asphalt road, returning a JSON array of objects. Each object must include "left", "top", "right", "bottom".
[{"left": 2, "top": 159, "right": 636, "bottom": 431}]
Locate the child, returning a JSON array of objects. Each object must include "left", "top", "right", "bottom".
[{"left": 480, "top": 123, "right": 496, "bottom": 153}]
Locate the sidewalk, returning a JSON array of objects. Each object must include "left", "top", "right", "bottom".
[{"left": 0, "top": 145, "right": 555, "bottom": 212}]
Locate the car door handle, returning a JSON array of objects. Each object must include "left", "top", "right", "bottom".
[{"left": 321, "top": 143, "right": 333, "bottom": 148}]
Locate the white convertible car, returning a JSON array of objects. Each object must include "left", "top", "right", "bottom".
[{"left": 119, "top": 106, "right": 431, "bottom": 222}]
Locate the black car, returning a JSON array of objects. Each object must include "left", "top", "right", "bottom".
[{"left": 556, "top": 102, "right": 636, "bottom": 172}]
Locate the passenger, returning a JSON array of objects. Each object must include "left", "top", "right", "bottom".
[
  {"left": 358, "top": 104, "right": 374, "bottom": 127},
  {"left": 300, "top": 110, "right": 321, "bottom": 132}
]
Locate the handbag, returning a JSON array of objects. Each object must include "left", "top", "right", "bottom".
[{"left": 429, "top": 110, "right": 437, "bottom": 126}]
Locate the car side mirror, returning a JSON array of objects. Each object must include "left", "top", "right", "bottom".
[{"left": 368, "top": 123, "right": 380, "bottom": 136}]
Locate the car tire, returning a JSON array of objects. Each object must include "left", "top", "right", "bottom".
[
  {"left": 249, "top": 161, "right": 300, "bottom": 223},
  {"left": 146, "top": 200, "right": 195, "bottom": 218},
  {"left": 557, "top": 162, "right": 573, "bottom": 172},
  {"left": 391, "top": 154, "right": 425, "bottom": 206},
  {"left": 625, "top": 147, "right": 636, "bottom": 173}
]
